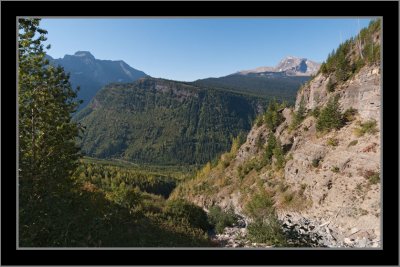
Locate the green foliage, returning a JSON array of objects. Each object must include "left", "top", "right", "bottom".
[
  {"left": 18, "top": 18, "right": 82, "bottom": 187},
  {"left": 105, "top": 184, "right": 142, "bottom": 209},
  {"left": 290, "top": 97, "right": 307, "bottom": 130},
  {"left": 335, "top": 41, "right": 352, "bottom": 82},
  {"left": 264, "top": 133, "right": 277, "bottom": 163},
  {"left": 18, "top": 18, "right": 84, "bottom": 247},
  {"left": 74, "top": 161, "right": 177, "bottom": 198},
  {"left": 244, "top": 192, "right": 274, "bottom": 219},
  {"left": 208, "top": 206, "right": 238, "bottom": 234},
  {"left": 194, "top": 73, "right": 310, "bottom": 102},
  {"left": 262, "top": 133, "right": 285, "bottom": 170},
  {"left": 282, "top": 191, "right": 295, "bottom": 204},
  {"left": 320, "top": 62, "right": 328, "bottom": 74},
  {"left": 331, "top": 166, "right": 340, "bottom": 173},
  {"left": 347, "top": 140, "right": 358, "bottom": 147},
  {"left": 255, "top": 133, "right": 265, "bottom": 151},
  {"left": 326, "top": 138, "right": 339, "bottom": 147},
  {"left": 21, "top": 158, "right": 212, "bottom": 247},
  {"left": 312, "top": 158, "right": 321, "bottom": 168},
  {"left": 76, "top": 79, "right": 261, "bottom": 165},
  {"left": 247, "top": 219, "right": 287, "bottom": 246},
  {"left": 164, "top": 199, "right": 210, "bottom": 231},
  {"left": 273, "top": 145, "right": 285, "bottom": 170},
  {"left": 318, "top": 18, "right": 381, "bottom": 80},
  {"left": 254, "top": 114, "right": 264, "bottom": 127},
  {"left": 264, "top": 99, "right": 285, "bottom": 130},
  {"left": 316, "top": 96, "right": 343, "bottom": 132},
  {"left": 343, "top": 108, "right": 358, "bottom": 123},
  {"left": 362, "top": 19, "right": 381, "bottom": 65},
  {"left": 310, "top": 107, "right": 320, "bottom": 118},
  {"left": 364, "top": 170, "right": 380, "bottom": 185},
  {"left": 326, "top": 78, "right": 335, "bottom": 92},
  {"left": 245, "top": 192, "right": 287, "bottom": 246},
  {"left": 238, "top": 158, "right": 260, "bottom": 180},
  {"left": 218, "top": 132, "right": 247, "bottom": 169},
  {"left": 354, "top": 120, "right": 378, "bottom": 137}
]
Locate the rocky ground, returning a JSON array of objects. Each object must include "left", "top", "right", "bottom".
[
  {"left": 209, "top": 216, "right": 274, "bottom": 248},
  {"left": 210, "top": 213, "right": 380, "bottom": 248}
]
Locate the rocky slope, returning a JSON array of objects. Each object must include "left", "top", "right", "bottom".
[
  {"left": 294, "top": 64, "right": 380, "bottom": 121},
  {"left": 281, "top": 65, "right": 381, "bottom": 247},
  {"left": 172, "top": 20, "right": 381, "bottom": 248}
]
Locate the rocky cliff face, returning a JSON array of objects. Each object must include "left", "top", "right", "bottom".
[
  {"left": 175, "top": 64, "right": 381, "bottom": 248},
  {"left": 295, "top": 65, "right": 380, "bottom": 121},
  {"left": 172, "top": 19, "right": 381, "bottom": 248}
]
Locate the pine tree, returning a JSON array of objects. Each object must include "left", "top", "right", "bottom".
[
  {"left": 316, "top": 95, "right": 343, "bottom": 132},
  {"left": 18, "top": 18, "right": 82, "bottom": 245},
  {"left": 19, "top": 18, "right": 82, "bottom": 183},
  {"left": 265, "top": 133, "right": 277, "bottom": 162},
  {"left": 264, "top": 98, "right": 284, "bottom": 130}
]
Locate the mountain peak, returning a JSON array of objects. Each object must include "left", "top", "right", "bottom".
[
  {"left": 74, "top": 51, "right": 95, "bottom": 59},
  {"left": 238, "top": 56, "right": 321, "bottom": 76}
]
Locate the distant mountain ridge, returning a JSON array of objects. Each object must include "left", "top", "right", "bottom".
[
  {"left": 193, "top": 56, "right": 318, "bottom": 102},
  {"left": 47, "top": 51, "right": 148, "bottom": 110},
  {"left": 238, "top": 56, "right": 321, "bottom": 76}
]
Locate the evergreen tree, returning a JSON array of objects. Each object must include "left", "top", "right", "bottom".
[
  {"left": 18, "top": 18, "right": 82, "bottom": 244},
  {"left": 326, "top": 78, "right": 335, "bottom": 92},
  {"left": 316, "top": 95, "right": 343, "bottom": 132},
  {"left": 264, "top": 98, "right": 284, "bottom": 130},
  {"left": 19, "top": 18, "right": 82, "bottom": 184},
  {"left": 265, "top": 133, "right": 277, "bottom": 162},
  {"left": 273, "top": 140, "right": 285, "bottom": 170}
]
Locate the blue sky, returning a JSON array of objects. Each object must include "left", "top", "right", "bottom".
[{"left": 41, "top": 18, "right": 372, "bottom": 82}]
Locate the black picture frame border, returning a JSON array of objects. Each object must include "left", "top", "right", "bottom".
[{"left": 2, "top": 1, "right": 398, "bottom": 265}]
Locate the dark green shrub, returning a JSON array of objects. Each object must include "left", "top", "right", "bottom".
[
  {"left": 316, "top": 96, "right": 343, "bottom": 132},
  {"left": 255, "top": 114, "right": 264, "bottom": 127},
  {"left": 283, "top": 192, "right": 294, "bottom": 204},
  {"left": 255, "top": 133, "right": 265, "bottom": 151},
  {"left": 312, "top": 158, "right": 321, "bottom": 168},
  {"left": 320, "top": 62, "right": 328, "bottom": 74},
  {"left": 245, "top": 192, "right": 287, "bottom": 246},
  {"left": 343, "top": 108, "right": 358, "bottom": 123},
  {"left": 364, "top": 170, "right": 380, "bottom": 185},
  {"left": 264, "top": 133, "right": 277, "bottom": 162},
  {"left": 347, "top": 140, "right": 358, "bottom": 147},
  {"left": 273, "top": 146, "right": 285, "bottom": 170},
  {"left": 208, "top": 206, "right": 238, "bottom": 234},
  {"left": 264, "top": 99, "right": 285, "bottom": 130},
  {"left": 238, "top": 158, "right": 260, "bottom": 179},
  {"left": 326, "top": 78, "right": 335, "bottom": 92},
  {"left": 247, "top": 218, "right": 287, "bottom": 246},
  {"left": 327, "top": 138, "right": 339, "bottom": 147},
  {"left": 290, "top": 97, "right": 306, "bottom": 130},
  {"left": 331, "top": 166, "right": 340, "bottom": 173},
  {"left": 244, "top": 192, "right": 274, "bottom": 220},
  {"left": 310, "top": 107, "right": 320, "bottom": 118},
  {"left": 165, "top": 199, "right": 210, "bottom": 231},
  {"left": 354, "top": 120, "right": 378, "bottom": 137}
]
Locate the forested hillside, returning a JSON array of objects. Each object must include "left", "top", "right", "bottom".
[
  {"left": 75, "top": 78, "right": 266, "bottom": 165},
  {"left": 193, "top": 73, "right": 309, "bottom": 102}
]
